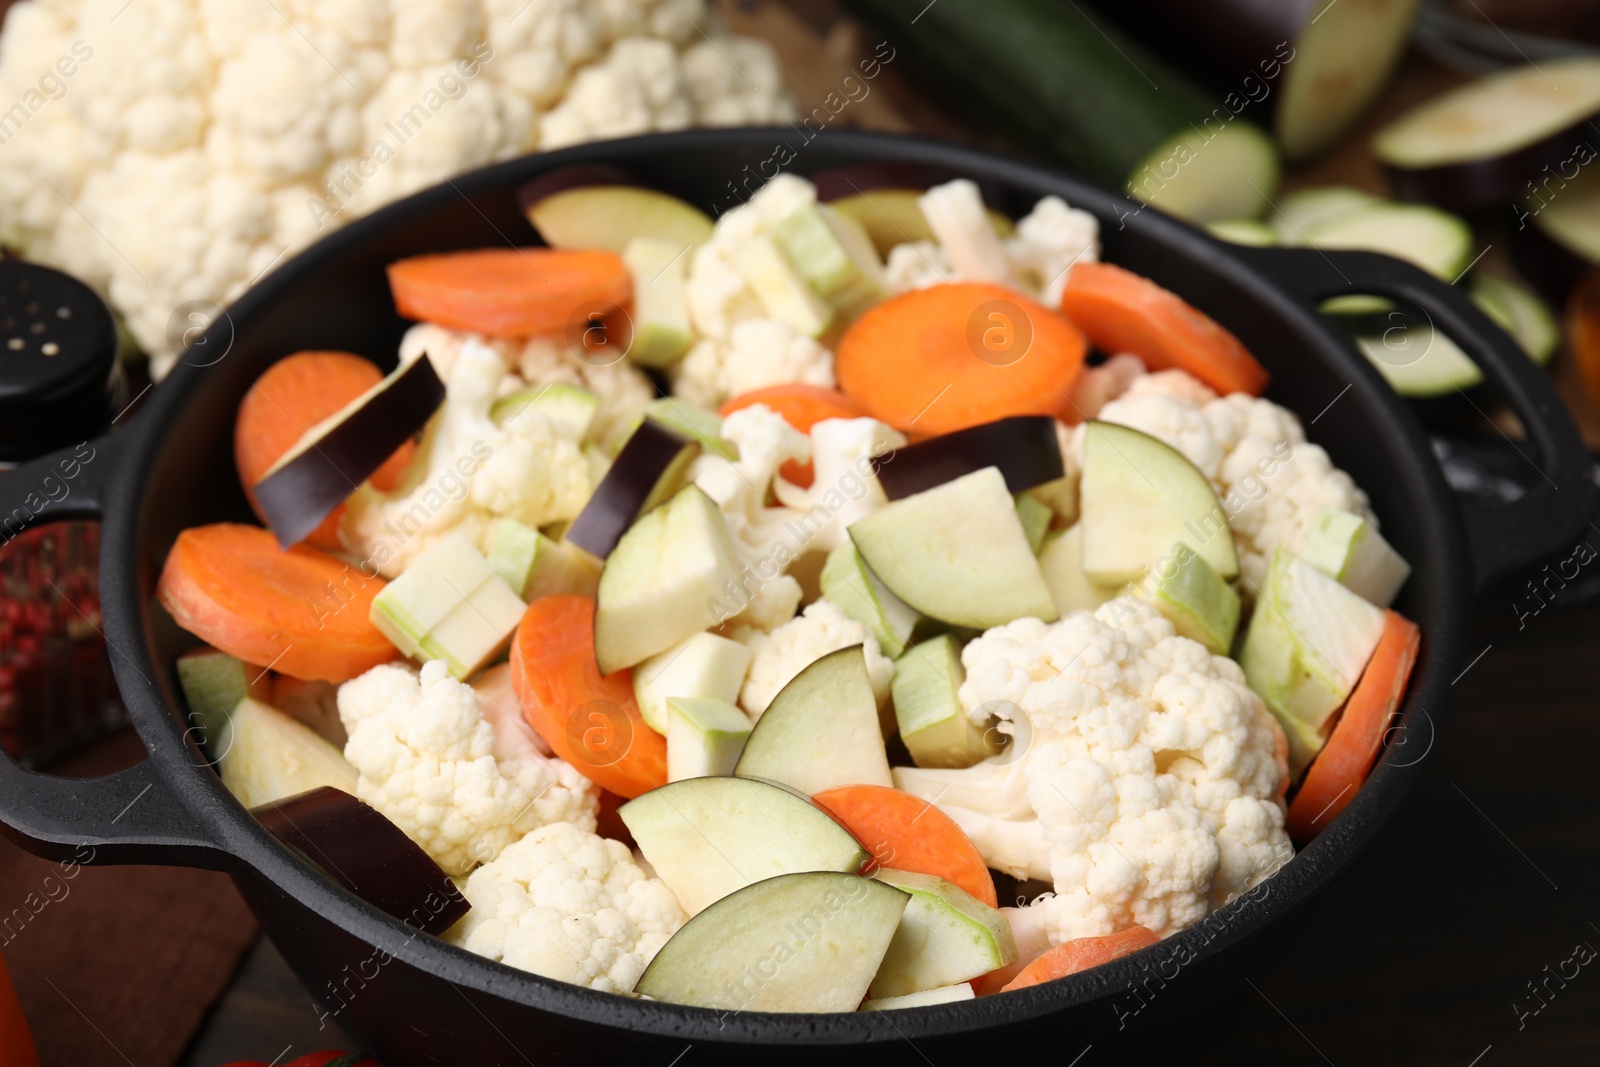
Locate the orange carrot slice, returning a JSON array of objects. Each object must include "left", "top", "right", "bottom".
[
  {"left": 234, "top": 351, "right": 416, "bottom": 550},
  {"left": 835, "top": 282, "right": 1087, "bottom": 436},
  {"left": 1059, "top": 261, "right": 1268, "bottom": 396},
  {"left": 387, "top": 248, "right": 631, "bottom": 338},
  {"left": 812, "top": 784, "right": 996, "bottom": 907},
  {"left": 1000, "top": 927, "right": 1159, "bottom": 992},
  {"left": 719, "top": 384, "right": 867, "bottom": 487},
  {"left": 157, "top": 524, "right": 397, "bottom": 684},
  {"left": 510, "top": 595, "right": 666, "bottom": 799},
  {"left": 1286, "top": 610, "right": 1421, "bottom": 844}
]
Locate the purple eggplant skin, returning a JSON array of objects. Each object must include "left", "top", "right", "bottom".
[
  {"left": 253, "top": 355, "right": 444, "bottom": 549},
  {"left": 514, "top": 164, "right": 645, "bottom": 216},
  {"left": 1388, "top": 122, "right": 1600, "bottom": 214},
  {"left": 564, "top": 418, "right": 696, "bottom": 559},
  {"left": 874, "top": 415, "right": 1063, "bottom": 500},
  {"left": 252, "top": 786, "right": 470, "bottom": 936}
]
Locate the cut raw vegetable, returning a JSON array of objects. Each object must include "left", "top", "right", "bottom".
[
  {"left": 1301, "top": 203, "right": 1473, "bottom": 280},
  {"left": 615, "top": 397, "right": 734, "bottom": 461},
  {"left": 621, "top": 237, "right": 694, "bottom": 368},
  {"left": 1268, "top": 186, "right": 1378, "bottom": 244},
  {"left": 1240, "top": 549, "right": 1388, "bottom": 776},
  {"left": 1286, "top": 610, "right": 1420, "bottom": 843},
  {"left": 234, "top": 351, "right": 419, "bottom": 550},
  {"left": 1529, "top": 162, "right": 1600, "bottom": 266},
  {"left": 387, "top": 248, "right": 631, "bottom": 338},
  {"left": 734, "top": 645, "right": 893, "bottom": 794},
  {"left": 665, "top": 696, "right": 752, "bottom": 781},
  {"left": 732, "top": 234, "right": 835, "bottom": 337},
  {"left": 719, "top": 384, "right": 865, "bottom": 486},
  {"left": 890, "top": 635, "right": 998, "bottom": 770},
  {"left": 218, "top": 697, "right": 358, "bottom": 808},
  {"left": 619, "top": 776, "right": 870, "bottom": 916},
  {"left": 632, "top": 631, "right": 752, "bottom": 734},
  {"left": 1206, "top": 219, "right": 1276, "bottom": 246},
  {"left": 510, "top": 594, "right": 667, "bottom": 798},
  {"left": 919, "top": 180, "right": 1013, "bottom": 284},
  {"left": 836, "top": 282, "right": 1088, "bottom": 436},
  {"left": 1015, "top": 493, "right": 1052, "bottom": 555},
  {"left": 1059, "top": 262, "right": 1268, "bottom": 396},
  {"left": 1000, "top": 926, "right": 1159, "bottom": 992},
  {"left": 820, "top": 542, "right": 919, "bottom": 659},
  {"left": 769, "top": 200, "right": 889, "bottom": 315},
  {"left": 634, "top": 871, "right": 909, "bottom": 1011},
  {"left": 867, "top": 868, "right": 1016, "bottom": 998},
  {"left": 1374, "top": 57, "right": 1600, "bottom": 211},
  {"left": 1079, "top": 421, "right": 1240, "bottom": 583},
  {"left": 158, "top": 524, "right": 396, "bottom": 684},
  {"left": 566, "top": 419, "right": 700, "bottom": 559},
  {"left": 1471, "top": 273, "right": 1560, "bottom": 365},
  {"left": 849, "top": 467, "right": 1059, "bottom": 629},
  {"left": 1300, "top": 508, "right": 1411, "bottom": 607},
  {"left": 874, "top": 416, "right": 1063, "bottom": 500},
  {"left": 254, "top": 355, "right": 445, "bottom": 548},
  {"left": 369, "top": 533, "right": 526, "bottom": 680},
  {"left": 482, "top": 518, "right": 601, "bottom": 602},
  {"left": 1038, "top": 525, "right": 1122, "bottom": 617},
  {"left": 593, "top": 484, "right": 743, "bottom": 674},
  {"left": 821, "top": 188, "right": 1013, "bottom": 258},
  {"left": 269, "top": 674, "right": 345, "bottom": 746},
  {"left": 489, "top": 382, "right": 599, "bottom": 439},
  {"left": 520, "top": 182, "right": 713, "bottom": 254},
  {"left": 1355, "top": 327, "right": 1483, "bottom": 398},
  {"left": 175, "top": 646, "right": 270, "bottom": 757},
  {"left": 812, "top": 784, "right": 998, "bottom": 907},
  {"left": 863, "top": 984, "right": 976, "bottom": 1011},
  {"left": 252, "top": 786, "right": 469, "bottom": 936},
  {"left": 1131, "top": 541, "right": 1241, "bottom": 655}
]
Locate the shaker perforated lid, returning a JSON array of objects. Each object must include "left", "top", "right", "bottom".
[{"left": 0, "top": 260, "right": 124, "bottom": 463}]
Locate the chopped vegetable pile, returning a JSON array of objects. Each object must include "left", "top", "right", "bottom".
[{"left": 159, "top": 168, "right": 1421, "bottom": 1013}]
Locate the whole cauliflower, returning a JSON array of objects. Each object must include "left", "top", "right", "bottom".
[
  {"left": 737, "top": 598, "right": 894, "bottom": 717},
  {"left": 338, "top": 660, "right": 599, "bottom": 876},
  {"left": 1078, "top": 369, "right": 1375, "bottom": 592},
  {"left": 896, "top": 598, "right": 1291, "bottom": 947},
  {"left": 0, "top": 0, "right": 793, "bottom": 377},
  {"left": 450, "top": 820, "right": 686, "bottom": 993}
]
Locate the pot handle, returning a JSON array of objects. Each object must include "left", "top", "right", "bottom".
[
  {"left": 1236, "top": 245, "right": 1596, "bottom": 597},
  {"left": 0, "top": 441, "right": 227, "bottom": 868}
]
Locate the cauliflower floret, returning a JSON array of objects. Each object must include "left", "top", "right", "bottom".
[
  {"left": 884, "top": 240, "right": 953, "bottom": 294},
  {"left": 538, "top": 36, "right": 693, "bottom": 149},
  {"left": 672, "top": 318, "right": 835, "bottom": 410},
  {"left": 338, "top": 661, "right": 599, "bottom": 876},
  {"left": 738, "top": 599, "right": 894, "bottom": 717},
  {"left": 681, "top": 35, "right": 795, "bottom": 126},
  {"left": 1004, "top": 195, "right": 1100, "bottom": 308},
  {"left": 897, "top": 598, "right": 1290, "bottom": 946},
  {"left": 515, "top": 335, "right": 654, "bottom": 446},
  {"left": 1071, "top": 369, "right": 1375, "bottom": 593},
  {"left": 773, "top": 416, "right": 907, "bottom": 553},
  {"left": 450, "top": 820, "right": 686, "bottom": 993}
]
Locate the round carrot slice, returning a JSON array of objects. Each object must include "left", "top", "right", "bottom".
[
  {"left": 510, "top": 595, "right": 666, "bottom": 799},
  {"left": 387, "top": 248, "right": 631, "bottom": 338},
  {"left": 234, "top": 351, "right": 416, "bottom": 550},
  {"left": 720, "top": 384, "right": 867, "bottom": 487},
  {"left": 157, "top": 524, "right": 398, "bottom": 684},
  {"left": 835, "top": 282, "right": 1087, "bottom": 436},
  {"left": 1000, "top": 927, "right": 1159, "bottom": 992},
  {"left": 1059, "top": 261, "right": 1268, "bottom": 396},
  {"left": 812, "top": 783, "right": 997, "bottom": 907}
]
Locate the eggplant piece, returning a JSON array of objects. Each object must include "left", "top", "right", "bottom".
[
  {"left": 1091, "top": 0, "right": 1422, "bottom": 163},
  {"left": 875, "top": 416, "right": 1063, "bottom": 500},
  {"left": 514, "top": 163, "right": 644, "bottom": 213},
  {"left": 518, "top": 166, "right": 713, "bottom": 254},
  {"left": 565, "top": 418, "right": 700, "bottom": 559},
  {"left": 253, "top": 355, "right": 443, "bottom": 548},
  {"left": 1374, "top": 57, "right": 1600, "bottom": 212},
  {"left": 253, "top": 786, "right": 469, "bottom": 936}
]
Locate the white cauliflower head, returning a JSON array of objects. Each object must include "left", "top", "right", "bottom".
[
  {"left": 338, "top": 660, "right": 599, "bottom": 876},
  {"left": 0, "top": 0, "right": 792, "bottom": 377},
  {"left": 737, "top": 598, "right": 894, "bottom": 717},
  {"left": 450, "top": 820, "right": 686, "bottom": 993},
  {"left": 1004, "top": 194, "right": 1100, "bottom": 308},
  {"left": 900, "top": 598, "right": 1290, "bottom": 946}
]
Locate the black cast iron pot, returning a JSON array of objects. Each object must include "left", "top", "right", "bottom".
[{"left": 0, "top": 130, "right": 1591, "bottom": 1064}]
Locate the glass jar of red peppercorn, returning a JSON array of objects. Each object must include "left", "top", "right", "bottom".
[{"left": 0, "top": 260, "right": 127, "bottom": 766}]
